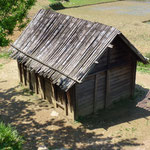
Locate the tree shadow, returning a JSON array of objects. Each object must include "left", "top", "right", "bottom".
[{"left": 0, "top": 84, "right": 149, "bottom": 149}]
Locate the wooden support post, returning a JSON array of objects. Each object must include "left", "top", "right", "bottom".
[
  {"left": 105, "top": 70, "right": 110, "bottom": 108},
  {"left": 66, "top": 88, "right": 76, "bottom": 119},
  {"left": 64, "top": 93, "right": 68, "bottom": 116},
  {"left": 42, "top": 77, "right": 46, "bottom": 99},
  {"left": 51, "top": 83, "right": 57, "bottom": 108},
  {"left": 22, "top": 64, "right": 27, "bottom": 86},
  {"left": 38, "top": 76, "right": 46, "bottom": 99},
  {"left": 17, "top": 61, "right": 23, "bottom": 83},
  {"left": 28, "top": 70, "right": 32, "bottom": 89},
  {"left": 131, "top": 60, "right": 137, "bottom": 97},
  {"left": 75, "top": 85, "right": 78, "bottom": 120},
  {"left": 93, "top": 74, "right": 98, "bottom": 113},
  {"left": 66, "top": 91, "right": 71, "bottom": 115},
  {"left": 104, "top": 49, "right": 110, "bottom": 108},
  {"left": 35, "top": 73, "right": 39, "bottom": 94}
]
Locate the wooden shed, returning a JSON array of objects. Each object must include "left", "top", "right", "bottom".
[{"left": 10, "top": 9, "right": 148, "bottom": 120}]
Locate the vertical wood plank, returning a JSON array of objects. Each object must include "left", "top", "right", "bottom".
[
  {"left": 51, "top": 83, "right": 57, "bottom": 108},
  {"left": 104, "top": 49, "right": 110, "bottom": 108},
  {"left": 28, "top": 71, "right": 32, "bottom": 90},
  {"left": 64, "top": 93, "right": 68, "bottom": 116},
  {"left": 105, "top": 70, "right": 110, "bottom": 108},
  {"left": 42, "top": 76, "right": 46, "bottom": 99},
  {"left": 22, "top": 64, "right": 27, "bottom": 86},
  {"left": 75, "top": 84, "right": 78, "bottom": 120},
  {"left": 71, "top": 86, "right": 76, "bottom": 120},
  {"left": 93, "top": 74, "right": 98, "bottom": 113},
  {"left": 66, "top": 91, "right": 71, "bottom": 114},
  {"left": 35, "top": 73, "right": 39, "bottom": 94},
  {"left": 38, "top": 76, "right": 46, "bottom": 99},
  {"left": 66, "top": 87, "right": 76, "bottom": 119},
  {"left": 131, "top": 60, "right": 137, "bottom": 97},
  {"left": 17, "top": 61, "right": 23, "bottom": 83}
]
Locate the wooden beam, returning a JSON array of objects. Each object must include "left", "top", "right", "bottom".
[
  {"left": 104, "top": 49, "right": 110, "bottom": 108},
  {"left": 35, "top": 73, "right": 39, "bottom": 94},
  {"left": 108, "top": 44, "right": 113, "bottom": 48},
  {"left": 131, "top": 60, "right": 137, "bottom": 97},
  {"left": 93, "top": 74, "right": 98, "bottom": 113},
  {"left": 17, "top": 61, "right": 23, "bottom": 83},
  {"left": 105, "top": 70, "right": 110, "bottom": 108},
  {"left": 87, "top": 61, "right": 131, "bottom": 78}
]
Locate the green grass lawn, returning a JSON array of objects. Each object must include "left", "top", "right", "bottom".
[
  {"left": 137, "top": 53, "right": 150, "bottom": 74},
  {"left": 137, "top": 62, "right": 150, "bottom": 74},
  {"left": 63, "top": 0, "right": 117, "bottom": 7},
  {"left": 49, "top": 0, "right": 117, "bottom": 8},
  {"left": 0, "top": 51, "right": 11, "bottom": 59}
]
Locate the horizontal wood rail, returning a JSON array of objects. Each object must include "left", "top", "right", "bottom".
[{"left": 87, "top": 61, "right": 131, "bottom": 78}]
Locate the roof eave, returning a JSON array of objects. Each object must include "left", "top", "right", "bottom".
[{"left": 118, "top": 33, "right": 148, "bottom": 64}]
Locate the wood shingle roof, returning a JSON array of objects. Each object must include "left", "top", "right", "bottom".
[{"left": 10, "top": 9, "right": 147, "bottom": 91}]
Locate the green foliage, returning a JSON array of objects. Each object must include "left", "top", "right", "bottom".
[
  {"left": 61, "top": 0, "right": 117, "bottom": 7},
  {"left": 49, "top": 0, "right": 117, "bottom": 10},
  {"left": 0, "top": 51, "right": 11, "bottom": 59},
  {"left": 21, "top": 87, "right": 34, "bottom": 95},
  {"left": 137, "top": 53, "right": 150, "bottom": 74},
  {"left": 0, "top": 64, "right": 3, "bottom": 69},
  {"left": 0, "top": 122, "right": 24, "bottom": 150},
  {"left": 49, "top": 2, "right": 65, "bottom": 10},
  {"left": 0, "top": 0, "right": 37, "bottom": 47}
]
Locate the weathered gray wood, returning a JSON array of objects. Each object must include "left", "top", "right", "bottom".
[
  {"left": 104, "top": 50, "right": 110, "bottom": 108},
  {"left": 11, "top": 44, "right": 80, "bottom": 83},
  {"left": 17, "top": 61, "right": 23, "bottom": 83},
  {"left": 131, "top": 59, "right": 137, "bottom": 96}
]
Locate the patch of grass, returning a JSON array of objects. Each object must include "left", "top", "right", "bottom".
[
  {"left": 21, "top": 87, "right": 34, "bottom": 96},
  {"left": 137, "top": 53, "right": 150, "bottom": 74},
  {"left": 49, "top": 0, "right": 117, "bottom": 9},
  {"left": 0, "top": 64, "right": 3, "bottom": 69},
  {"left": 0, "top": 51, "right": 11, "bottom": 59},
  {"left": 63, "top": 0, "right": 117, "bottom": 7},
  {"left": 0, "top": 122, "right": 24, "bottom": 150}
]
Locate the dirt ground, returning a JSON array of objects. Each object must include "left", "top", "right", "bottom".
[
  {"left": 0, "top": 58, "right": 150, "bottom": 150},
  {"left": 59, "top": 1, "right": 150, "bottom": 54},
  {"left": 0, "top": 0, "right": 150, "bottom": 149}
]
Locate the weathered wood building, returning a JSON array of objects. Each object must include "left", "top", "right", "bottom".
[{"left": 10, "top": 9, "right": 147, "bottom": 120}]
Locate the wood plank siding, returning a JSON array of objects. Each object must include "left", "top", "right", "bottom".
[{"left": 75, "top": 38, "right": 137, "bottom": 118}]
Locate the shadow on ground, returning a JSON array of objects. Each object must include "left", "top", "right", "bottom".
[
  {"left": 78, "top": 84, "right": 150, "bottom": 130},
  {"left": 0, "top": 84, "right": 149, "bottom": 149}
]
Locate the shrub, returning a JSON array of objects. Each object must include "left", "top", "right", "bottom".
[
  {"left": 137, "top": 52, "right": 150, "bottom": 74},
  {"left": 0, "top": 0, "right": 36, "bottom": 47},
  {"left": 49, "top": 2, "right": 65, "bottom": 10},
  {"left": 0, "top": 51, "right": 11, "bottom": 59},
  {"left": 0, "top": 122, "right": 24, "bottom": 150}
]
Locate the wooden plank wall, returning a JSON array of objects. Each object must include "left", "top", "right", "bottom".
[
  {"left": 75, "top": 38, "right": 137, "bottom": 118},
  {"left": 89, "top": 52, "right": 107, "bottom": 74},
  {"left": 17, "top": 62, "right": 75, "bottom": 119},
  {"left": 75, "top": 71, "right": 106, "bottom": 117},
  {"left": 94, "top": 72, "right": 106, "bottom": 111},
  {"left": 76, "top": 76, "right": 95, "bottom": 116},
  {"left": 109, "top": 65, "right": 132, "bottom": 103},
  {"left": 108, "top": 43, "right": 133, "bottom": 104}
]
